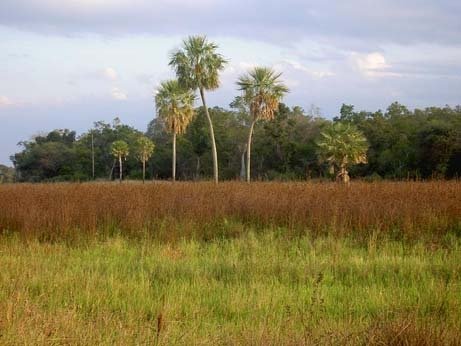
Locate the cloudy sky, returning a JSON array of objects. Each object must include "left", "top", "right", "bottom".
[{"left": 1, "top": 0, "right": 460, "bottom": 165}]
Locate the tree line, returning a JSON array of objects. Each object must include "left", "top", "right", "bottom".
[
  {"left": 10, "top": 101, "right": 461, "bottom": 183},
  {"left": 9, "top": 36, "right": 461, "bottom": 183}
]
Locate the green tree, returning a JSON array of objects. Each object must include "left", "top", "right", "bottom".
[
  {"left": 0, "top": 164, "right": 15, "bottom": 183},
  {"left": 237, "top": 67, "right": 288, "bottom": 182},
  {"left": 249, "top": 104, "right": 326, "bottom": 180},
  {"left": 316, "top": 122, "right": 368, "bottom": 183},
  {"left": 135, "top": 136, "right": 155, "bottom": 183},
  {"left": 78, "top": 120, "right": 143, "bottom": 180},
  {"left": 169, "top": 35, "right": 227, "bottom": 183},
  {"left": 11, "top": 130, "right": 79, "bottom": 182},
  {"left": 111, "top": 140, "right": 129, "bottom": 183},
  {"left": 155, "top": 80, "right": 195, "bottom": 182},
  {"left": 185, "top": 108, "right": 211, "bottom": 179}
]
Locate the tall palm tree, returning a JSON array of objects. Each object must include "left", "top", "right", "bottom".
[
  {"left": 237, "top": 67, "right": 289, "bottom": 182},
  {"left": 316, "top": 122, "right": 368, "bottom": 184},
  {"left": 155, "top": 79, "right": 195, "bottom": 182},
  {"left": 169, "top": 35, "right": 227, "bottom": 183},
  {"left": 111, "top": 140, "right": 129, "bottom": 183},
  {"left": 135, "top": 136, "right": 155, "bottom": 183}
]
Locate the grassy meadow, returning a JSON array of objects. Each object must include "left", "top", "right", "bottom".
[{"left": 0, "top": 181, "right": 460, "bottom": 345}]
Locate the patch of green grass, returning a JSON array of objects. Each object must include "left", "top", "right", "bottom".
[{"left": 1, "top": 231, "right": 460, "bottom": 345}]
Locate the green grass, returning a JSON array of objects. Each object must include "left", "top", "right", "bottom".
[{"left": 1, "top": 231, "right": 460, "bottom": 345}]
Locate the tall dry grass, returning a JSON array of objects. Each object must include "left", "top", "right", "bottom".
[{"left": 0, "top": 181, "right": 460, "bottom": 242}]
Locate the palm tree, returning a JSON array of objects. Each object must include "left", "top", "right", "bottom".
[
  {"left": 135, "top": 136, "right": 155, "bottom": 183},
  {"left": 111, "top": 140, "right": 129, "bottom": 183},
  {"left": 237, "top": 67, "right": 289, "bottom": 182},
  {"left": 316, "top": 122, "right": 368, "bottom": 184},
  {"left": 155, "top": 79, "right": 195, "bottom": 182},
  {"left": 169, "top": 35, "right": 227, "bottom": 183}
]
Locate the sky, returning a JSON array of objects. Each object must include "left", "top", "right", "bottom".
[{"left": 1, "top": 0, "right": 460, "bottom": 165}]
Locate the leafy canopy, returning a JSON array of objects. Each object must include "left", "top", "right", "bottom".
[
  {"left": 135, "top": 136, "right": 155, "bottom": 162},
  {"left": 169, "top": 35, "right": 227, "bottom": 91},
  {"left": 111, "top": 140, "right": 129, "bottom": 159},
  {"left": 155, "top": 79, "right": 196, "bottom": 135},
  {"left": 316, "top": 122, "right": 368, "bottom": 169},
  {"left": 237, "top": 67, "right": 289, "bottom": 122}
]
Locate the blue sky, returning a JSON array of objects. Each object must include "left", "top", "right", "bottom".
[{"left": 1, "top": 0, "right": 460, "bottom": 165}]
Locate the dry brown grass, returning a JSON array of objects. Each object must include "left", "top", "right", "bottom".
[
  {"left": 0, "top": 181, "right": 460, "bottom": 242},
  {"left": 364, "top": 316, "right": 461, "bottom": 346}
]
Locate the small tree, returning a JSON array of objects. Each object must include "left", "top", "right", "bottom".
[
  {"left": 135, "top": 136, "right": 155, "bottom": 183},
  {"left": 237, "top": 67, "right": 288, "bottom": 182},
  {"left": 316, "top": 122, "right": 368, "bottom": 184},
  {"left": 155, "top": 79, "right": 195, "bottom": 182},
  {"left": 111, "top": 140, "right": 129, "bottom": 183}
]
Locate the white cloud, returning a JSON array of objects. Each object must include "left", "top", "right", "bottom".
[
  {"left": 351, "top": 52, "right": 400, "bottom": 77},
  {"left": 103, "top": 67, "right": 118, "bottom": 81},
  {"left": 222, "top": 61, "right": 258, "bottom": 77},
  {"left": 0, "top": 96, "right": 14, "bottom": 107},
  {"left": 280, "top": 60, "right": 335, "bottom": 79},
  {"left": 356, "top": 52, "right": 389, "bottom": 71},
  {"left": 223, "top": 60, "right": 334, "bottom": 83},
  {"left": 111, "top": 87, "right": 127, "bottom": 100}
]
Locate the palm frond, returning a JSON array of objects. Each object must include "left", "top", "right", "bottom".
[
  {"left": 316, "top": 122, "right": 369, "bottom": 169},
  {"left": 155, "top": 79, "right": 196, "bottom": 135},
  {"left": 236, "top": 66, "right": 289, "bottom": 121},
  {"left": 169, "top": 35, "right": 227, "bottom": 91}
]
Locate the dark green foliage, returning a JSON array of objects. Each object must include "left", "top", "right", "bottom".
[
  {"left": 13, "top": 120, "right": 144, "bottom": 182},
  {"left": 339, "top": 103, "right": 461, "bottom": 179},
  {"left": 12, "top": 129, "right": 79, "bottom": 182},
  {"left": 0, "top": 164, "right": 15, "bottom": 183},
  {"left": 11, "top": 103, "right": 461, "bottom": 181}
]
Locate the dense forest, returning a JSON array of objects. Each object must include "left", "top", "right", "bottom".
[{"left": 9, "top": 101, "right": 461, "bottom": 182}]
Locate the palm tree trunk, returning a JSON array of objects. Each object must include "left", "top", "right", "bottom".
[
  {"left": 109, "top": 159, "right": 116, "bottom": 180},
  {"left": 338, "top": 164, "right": 350, "bottom": 184},
  {"left": 195, "top": 156, "right": 201, "bottom": 180},
  {"left": 91, "top": 131, "right": 95, "bottom": 180},
  {"left": 119, "top": 155, "right": 122, "bottom": 183},
  {"left": 142, "top": 159, "right": 146, "bottom": 184},
  {"left": 199, "top": 88, "right": 219, "bottom": 184},
  {"left": 343, "top": 169, "right": 350, "bottom": 184},
  {"left": 246, "top": 120, "right": 256, "bottom": 183},
  {"left": 172, "top": 132, "right": 176, "bottom": 182},
  {"left": 240, "top": 145, "right": 246, "bottom": 180}
]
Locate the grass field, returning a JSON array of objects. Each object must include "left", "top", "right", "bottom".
[
  {"left": 1, "top": 181, "right": 460, "bottom": 242},
  {"left": 0, "top": 181, "right": 460, "bottom": 345}
]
